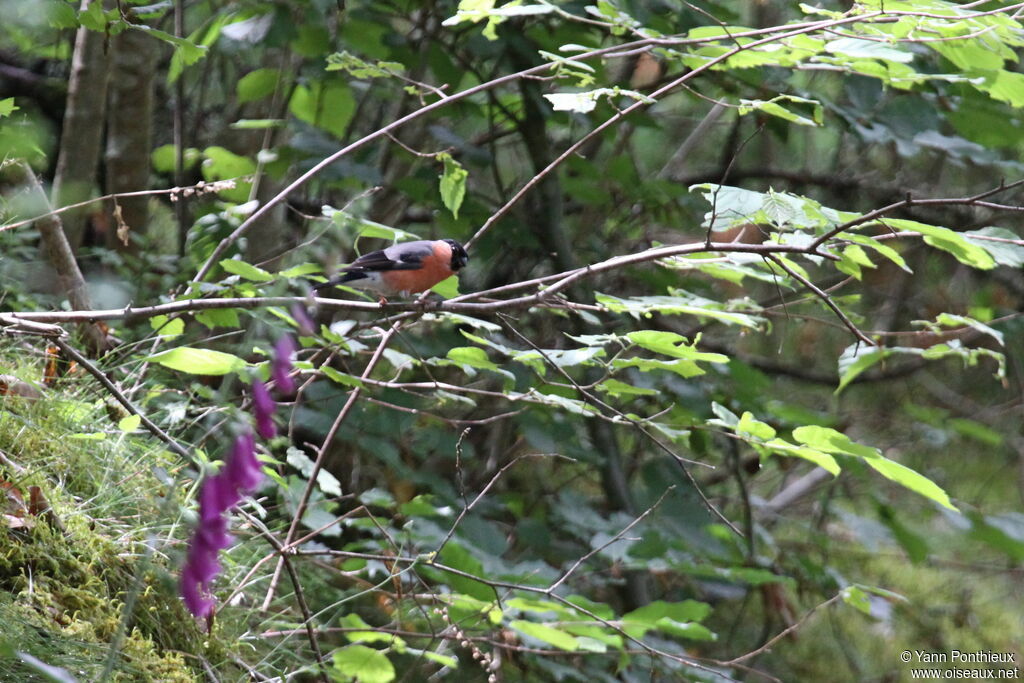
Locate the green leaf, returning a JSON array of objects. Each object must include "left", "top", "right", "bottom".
[
  {"left": 220, "top": 258, "right": 274, "bottom": 282},
  {"left": 279, "top": 263, "right": 323, "bottom": 278},
  {"left": 79, "top": 0, "right": 108, "bottom": 31},
  {"left": 840, "top": 233, "right": 911, "bottom": 272},
  {"left": 596, "top": 379, "right": 658, "bottom": 397},
  {"left": 330, "top": 645, "right": 395, "bottom": 683},
  {"left": 622, "top": 600, "right": 716, "bottom": 640},
  {"left": 510, "top": 620, "right": 580, "bottom": 651},
  {"left": 237, "top": 68, "right": 281, "bottom": 103},
  {"left": 131, "top": 25, "right": 208, "bottom": 67},
  {"left": 150, "top": 315, "right": 184, "bottom": 339},
  {"left": 147, "top": 347, "right": 248, "bottom": 375},
  {"left": 45, "top": 0, "right": 79, "bottom": 29},
  {"left": 151, "top": 144, "right": 200, "bottom": 174},
  {"left": 325, "top": 208, "right": 420, "bottom": 242},
  {"left": 117, "top": 415, "right": 141, "bottom": 432},
  {"left": 738, "top": 95, "right": 823, "bottom": 127},
  {"left": 321, "top": 366, "right": 366, "bottom": 389},
  {"left": 201, "top": 146, "right": 255, "bottom": 202},
  {"left": 762, "top": 438, "right": 840, "bottom": 476},
  {"left": 623, "top": 599, "right": 711, "bottom": 624},
  {"left": 883, "top": 219, "right": 996, "bottom": 269},
  {"left": 927, "top": 313, "right": 1004, "bottom": 346},
  {"left": 289, "top": 79, "right": 355, "bottom": 140},
  {"left": 737, "top": 411, "right": 775, "bottom": 440},
  {"left": 326, "top": 51, "right": 405, "bottom": 79},
  {"left": 863, "top": 455, "right": 958, "bottom": 511},
  {"left": 964, "top": 227, "right": 1024, "bottom": 267},
  {"left": 447, "top": 347, "right": 502, "bottom": 372},
  {"left": 544, "top": 87, "right": 654, "bottom": 113},
  {"left": 626, "top": 331, "right": 729, "bottom": 364},
  {"left": 826, "top": 37, "right": 913, "bottom": 63},
  {"left": 438, "top": 544, "right": 492, "bottom": 601},
  {"left": 793, "top": 426, "right": 957, "bottom": 510},
  {"left": 287, "top": 447, "right": 343, "bottom": 496},
  {"left": 438, "top": 152, "right": 467, "bottom": 219},
  {"left": 597, "top": 292, "right": 763, "bottom": 328},
  {"left": 836, "top": 344, "right": 890, "bottom": 393},
  {"left": 840, "top": 585, "right": 871, "bottom": 614},
  {"left": 0, "top": 98, "right": 17, "bottom": 118},
  {"left": 195, "top": 308, "right": 241, "bottom": 329}
]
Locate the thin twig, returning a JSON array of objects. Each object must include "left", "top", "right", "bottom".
[
  {"left": 51, "top": 336, "right": 196, "bottom": 464},
  {"left": 765, "top": 255, "right": 875, "bottom": 347}
]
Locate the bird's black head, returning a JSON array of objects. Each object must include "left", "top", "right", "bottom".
[{"left": 444, "top": 239, "right": 469, "bottom": 271}]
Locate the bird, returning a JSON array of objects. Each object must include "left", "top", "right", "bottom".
[{"left": 315, "top": 238, "right": 469, "bottom": 298}]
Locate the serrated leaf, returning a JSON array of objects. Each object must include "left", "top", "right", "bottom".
[
  {"left": 147, "top": 347, "right": 247, "bottom": 375},
  {"left": 437, "top": 152, "right": 467, "bottom": 219}
]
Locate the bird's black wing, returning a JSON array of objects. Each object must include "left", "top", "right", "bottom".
[
  {"left": 315, "top": 241, "right": 434, "bottom": 291},
  {"left": 347, "top": 240, "right": 434, "bottom": 272}
]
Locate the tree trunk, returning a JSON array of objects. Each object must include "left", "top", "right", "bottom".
[
  {"left": 51, "top": 0, "right": 111, "bottom": 251},
  {"left": 16, "top": 162, "right": 110, "bottom": 354},
  {"left": 105, "top": 28, "right": 158, "bottom": 252}
]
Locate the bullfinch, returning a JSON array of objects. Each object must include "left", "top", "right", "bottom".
[{"left": 316, "top": 238, "right": 469, "bottom": 297}]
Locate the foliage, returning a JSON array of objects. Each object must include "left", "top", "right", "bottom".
[{"left": 1, "top": 0, "right": 1023, "bottom": 681}]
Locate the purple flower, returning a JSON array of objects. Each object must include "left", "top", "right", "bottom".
[
  {"left": 272, "top": 336, "right": 297, "bottom": 395},
  {"left": 180, "top": 433, "right": 264, "bottom": 621},
  {"left": 223, "top": 431, "right": 264, "bottom": 493},
  {"left": 251, "top": 380, "right": 277, "bottom": 439},
  {"left": 290, "top": 303, "right": 316, "bottom": 337},
  {"left": 180, "top": 560, "right": 215, "bottom": 619}
]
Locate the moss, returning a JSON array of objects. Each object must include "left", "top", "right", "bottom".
[{"left": 0, "top": 355, "right": 237, "bottom": 680}]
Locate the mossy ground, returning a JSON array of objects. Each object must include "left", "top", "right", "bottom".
[{"left": 0, "top": 346, "right": 236, "bottom": 681}]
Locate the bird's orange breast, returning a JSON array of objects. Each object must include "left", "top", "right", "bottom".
[{"left": 381, "top": 241, "right": 453, "bottom": 293}]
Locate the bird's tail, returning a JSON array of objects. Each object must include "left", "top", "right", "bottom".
[{"left": 314, "top": 269, "right": 362, "bottom": 291}]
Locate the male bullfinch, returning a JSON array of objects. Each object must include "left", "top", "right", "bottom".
[{"left": 316, "top": 238, "right": 469, "bottom": 297}]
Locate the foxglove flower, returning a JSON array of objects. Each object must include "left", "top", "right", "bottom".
[
  {"left": 180, "top": 432, "right": 264, "bottom": 620},
  {"left": 182, "top": 337, "right": 293, "bottom": 621},
  {"left": 251, "top": 380, "right": 277, "bottom": 439},
  {"left": 290, "top": 303, "right": 316, "bottom": 337},
  {"left": 272, "top": 335, "right": 297, "bottom": 395}
]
